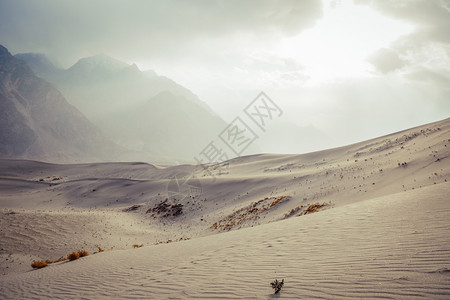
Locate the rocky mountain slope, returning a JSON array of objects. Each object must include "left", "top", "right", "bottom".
[{"left": 0, "top": 45, "right": 120, "bottom": 162}]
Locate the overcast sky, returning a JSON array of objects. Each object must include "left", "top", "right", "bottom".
[{"left": 1, "top": 0, "right": 449, "bottom": 154}]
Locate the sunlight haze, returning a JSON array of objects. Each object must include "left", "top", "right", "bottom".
[{"left": 1, "top": 0, "right": 449, "bottom": 155}]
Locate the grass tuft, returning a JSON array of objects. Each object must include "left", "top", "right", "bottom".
[
  {"left": 31, "top": 260, "right": 48, "bottom": 269},
  {"left": 67, "top": 252, "right": 80, "bottom": 261}
]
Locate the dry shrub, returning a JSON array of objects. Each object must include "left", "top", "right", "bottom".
[
  {"left": 133, "top": 244, "right": 143, "bottom": 248},
  {"left": 32, "top": 249, "right": 90, "bottom": 270},
  {"left": 31, "top": 260, "right": 48, "bottom": 269},
  {"left": 303, "top": 203, "right": 329, "bottom": 215},
  {"left": 67, "top": 252, "right": 80, "bottom": 261},
  {"left": 270, "top": 279, "right": 284, "bottom": 294},
  {"left": 97, "top": 246, "right": 104, "bottom": 253},
  {"left": 285, "top": 202, "right": 330, "bottom": 218},
  {"left": 269, "top": 196, "right": 286, "bottom": 208},
  {"left": 211, "top": 195, "right": 290, "bottom": 231},
  {"left": 284, "top": 205, "right": 304, "bottom": 218}
]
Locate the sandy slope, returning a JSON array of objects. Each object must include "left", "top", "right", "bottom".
[
  {"left": 0, "top": 118, "right": 449, "bottom": 298},
  {"left": 0, "top": 184, "right": 449, "bottom": 299}
]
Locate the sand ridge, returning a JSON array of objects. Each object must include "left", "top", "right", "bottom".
[{"left": 0, "top": 118, "right": 449, "bottom": 298}]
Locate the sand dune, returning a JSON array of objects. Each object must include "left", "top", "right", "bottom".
[
  {"left": 1, "top": 184, "right": 449, "bottom": 299},
  {"left": 0, "top": 118, "right": 449, "bottom": 298}
]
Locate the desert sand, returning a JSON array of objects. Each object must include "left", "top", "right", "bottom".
[{"left": 0, "top": 118, "right": 449, "bottom": 299}]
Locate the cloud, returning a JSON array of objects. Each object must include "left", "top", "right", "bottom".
[
  {"left": 361, "top": 0, "right": 450, "bottom": 44},
  {"left": 0, "top": 0, "right": 321, "bottom": 66},
  {"left": 357, "top": 0, "right": 450, "bottom": 49},
  {"left": 359, "top": 0, "right": 450, "bottom": 90},
  {"left": 367, "top": 48, "right": 407, "bottom": 73}
]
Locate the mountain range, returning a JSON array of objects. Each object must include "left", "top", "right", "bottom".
[
  {"left": 0, "top": 45, "right": 122, "bottom": 162},
  {"left": 16, "top": 51, "right": 228, "bottom": 161}
]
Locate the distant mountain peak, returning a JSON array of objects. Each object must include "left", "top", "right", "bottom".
[
  {"left": 69, "top": 54, "right": 129, "bottom": 73},
  {"left": 0, "top": 44, "right": 9, "bottom": 55},
  {"left": 0, "top": 46, "right": 34, "bottom": 78},
  {"left": 120, "top": 63, "right": 142, "bottom": 78},
  {"left": 129, "top": 63, "right": 140, "bottom": 70}
]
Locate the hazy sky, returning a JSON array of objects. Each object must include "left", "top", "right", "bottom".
[{"left": 1, "top": 0, "right": 449, "bottom": 154}]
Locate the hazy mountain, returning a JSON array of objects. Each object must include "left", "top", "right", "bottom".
[
  {"left": 16, "top": 52, "right": 229, "bottom": 161},
  {"left": 0, "top": 45, "right": 121, "bottom": 163},
  {"left": 14, "top": 52, "right": 63, "bottom": 83},
  {"left": 114, "top": 90, "right": 229, "bottom": 159}
]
